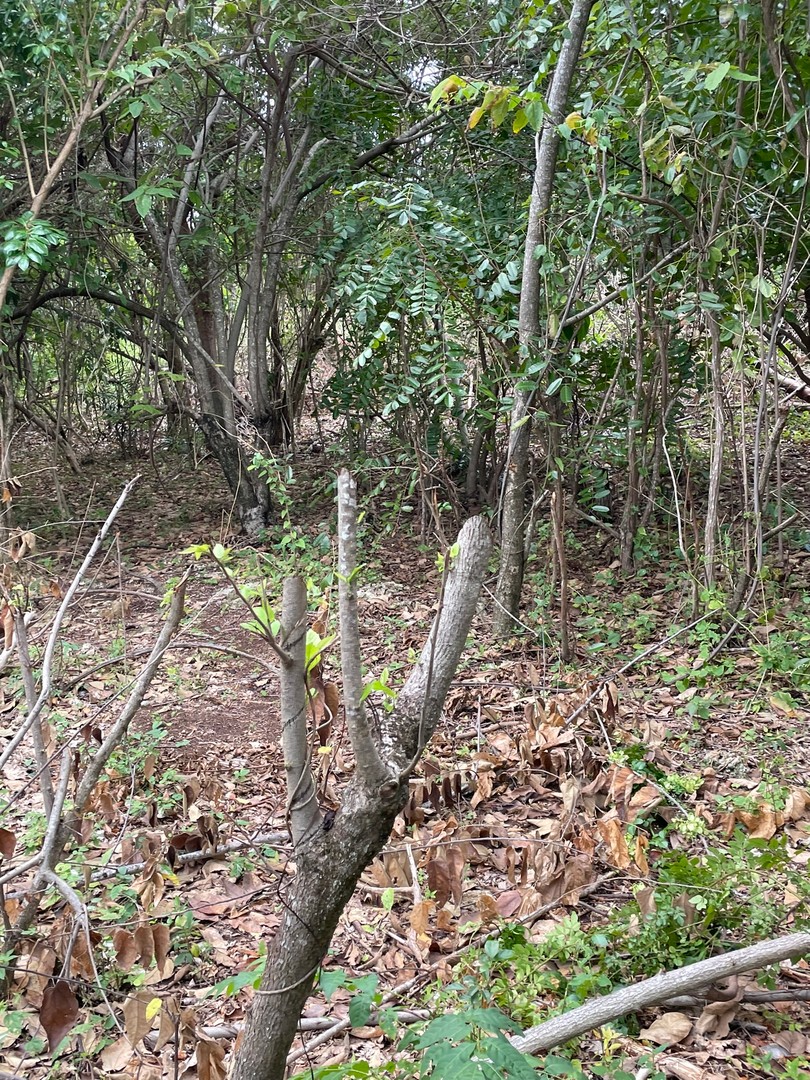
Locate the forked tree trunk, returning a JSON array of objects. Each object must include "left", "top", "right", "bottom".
[
  {"left": 493, "top": 0, "right": 596, "bottom": 636},
  {"left": 232, "top": 476, "right": 491, "bottom": 1079},
  {"left": 196, "top": 415, "right": 270, "bottom": 537}
]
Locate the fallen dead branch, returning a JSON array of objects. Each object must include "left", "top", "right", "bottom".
[
  {"left": 664, "top": 988, "right": 810, "bottom": 1007},
  {"left": 511, "top": 932, "right": 810, "bottom": 1054}
]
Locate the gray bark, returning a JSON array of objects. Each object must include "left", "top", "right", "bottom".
[
  {"left": 493, "top": 0, "right": 596, "bottom": 636},
  {"left": 232, "top": 513, "right": 491, "bottom": 1079},
  {"left": 337, "top": 472, "right": 386, "bottom": 786},
  {"left": 279, "top": 577, "right": 322, "bottom": 847},
  {"left": 513, "top": 933, "right": 810, "bottom": 1055}
]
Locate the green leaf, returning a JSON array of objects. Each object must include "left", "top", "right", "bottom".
[
  {"left": 348, "top": 974, "right": 378, "bottom": 1028},
  {"left": 423, "top": 1040, "right": 476, "bottom": 1076},
  {"left": 727, "top": 68, "right": 759, "bottom": 82},
  {"left": 182, "top": 543, "right": 210, "bottom": 560},
  {"left": 523, "top": 95, "right": 545, "bottom": 130},
  {"left": 732, "top": 143, "right": 749, "bottom": 168},
  {"left": 318, "top": 969, "right": 346, "bottom": 1002},
  {"left": 483, "top": 1033, "right": 543, "bottom": 1080},
  {"left": 207, "top": 956, "right": 264, "bottom": 997},
  {"left": 704, "top": 61, "right": 731, "bottom": 91},
  {"left": 544, "top": 1055, "right": 590, "bottom": 1077},
  {"left": 306, "top": 630, "right": 336, "bottom": 672},
  {"left": 786, "top": 107, "right": 808, "bottom": 133},
  {"left": 128, "top": 100, "right": 144, "bottom": 118}
]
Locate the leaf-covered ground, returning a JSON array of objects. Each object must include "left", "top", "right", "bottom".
[{"left": 2, "top": 439, "right": 810, "bottom": 1079}]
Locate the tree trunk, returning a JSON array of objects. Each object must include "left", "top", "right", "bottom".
[
  {"left": 703, "top": 317, "right": 725, "bottom": 589},
  {"left": 493, "top": 0, "right": 596, "bottom": 636},
  {"left": 232, "top": 498, "right": 491, "bottom": 1079},
  {"left": 196, "top": 414, "right": 270, "bottom": 536}
]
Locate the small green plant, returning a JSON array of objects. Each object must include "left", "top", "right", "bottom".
[
  {"left": 399, "top": 1008, "right": 545, "bottom": 1080},
  {"left": 208, "top": 948, "right": 266, "bottom": 997},
  {"left": 752, "top": 630, "right": 810, "bottom": 693}
]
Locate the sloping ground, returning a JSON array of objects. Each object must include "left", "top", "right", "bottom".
[{"left": 1, "top": 435, "right": 810, "bottom": 1079}]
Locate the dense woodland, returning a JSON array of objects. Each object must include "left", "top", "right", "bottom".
[{"left": 1, "top": 1, "right": 810, "bottom": 1078}]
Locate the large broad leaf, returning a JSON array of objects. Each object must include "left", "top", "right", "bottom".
[
  {"left": 483, "top": 1034, "right": 546, "bottom": 1080},
  {"left": 704, "top": 61, "right": 731, "bottom": 91},
  {"left": 39, "top": 980, "right": 79, "bottom": 1054},
  {"left": 422, "top": 1039, "right": 477, "bottom": 1077}
]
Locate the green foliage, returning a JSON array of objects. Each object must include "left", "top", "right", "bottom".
[
  {"left": 400, "top": 1008, "right": 539, "bottom": 1080},
  {"left": 443, "top": 832, "right": 808, "bottom": 1036},
  {"left": 316, "top": 971, "right": 397, "bottom": 1035},
  {"left": 0, "top": 213, "right": 66, "bottom": 275}
]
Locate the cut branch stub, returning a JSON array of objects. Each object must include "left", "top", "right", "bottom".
[
  {"left": 231, "top": 513, "right": 491, "bottom": 1080},
  {"left": 279, "top": 576, "right": 322, "bottom": 846},
  {"left": 337, "top": 469, "right": 386, "bottom": 787},
  {"left": 385, "top": 514, "right": 492, "bottom": 774}
]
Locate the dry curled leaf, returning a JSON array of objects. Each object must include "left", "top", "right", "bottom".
[
  {"left": 39, "top": 980, "right": 79, "bottom": 1054},
  {"left": 0, "top": 826, "right": 16, "bottom": 861}
]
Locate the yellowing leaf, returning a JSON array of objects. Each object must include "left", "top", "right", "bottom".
[
  {"left": 429, "top": 74, "right": 466, "bottom": 109},
  {"left": 146, "top": 997, "right": 162, "bottom": 1022},
  {"left": 564, "top": 111, "right": 583, "bottom": 130},
  {"left": 467, "top": 105, "right": 486, "bottom": 130},
  {"left": 512, "top": 108, "right": 529, "bottom": 134}
]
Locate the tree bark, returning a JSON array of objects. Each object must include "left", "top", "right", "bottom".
[
  {"left": 493, "top": 0, "right": 596, "bottom": 636},
  {"left": 512, "top": 932, "right": 810, "bottom": 1055},
  {"left": 232, "top": 513, "right": 491, "bottom": 1079}
]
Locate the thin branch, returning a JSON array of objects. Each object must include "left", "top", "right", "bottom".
[
  {"left": 562, "top": 239, "right": 692, "bottom": 330},
  {"left": 209, "top": 551, "right": 292, "bottom": 667},
  {"left": 564, "top": 614, "right": 711, "bottom": 727},
  {"left": 0, "top": 477, "right": 140, "bottom": 778},
  {"left": 279, "top": 577, "right": 321, "bottom": 846}
]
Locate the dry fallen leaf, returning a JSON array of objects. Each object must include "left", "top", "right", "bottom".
[
  {"left": 639, "top": 1010, "right": 693, "bottom": 1046},
  {"left": 100, "top": 1033, "right": 136, "bottom": 1072},
  {"left": 39, "top": 980, "right": 79, "bottom": 1054},
  {"left": 597, "top": 816, "right": 631, "bottom": 870},
  {"left": 0, "top": 826, "right": 16, "bottom": 861}
]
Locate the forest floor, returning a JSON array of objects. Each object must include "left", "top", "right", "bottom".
[{"left": 2, "top": 435, "right": 810, "bottom": 1079}]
